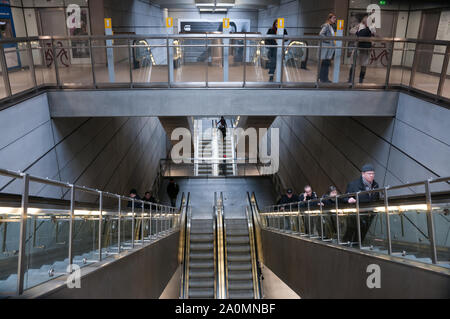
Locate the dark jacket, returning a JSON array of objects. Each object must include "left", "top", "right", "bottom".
[
  {"left": 167, "top": 182, "right": 179, "bottom": 198},
  {"left": 143, "top": 196, "right": 157, "bottom": 209},
  {"left": 277, "top": 194, "right": 299, "bottom": 207},
  {"left": 265, "top": 27, "right": 288, "bottom": 46},
  {"left": 345, "top": 176, "right": 380, "bottom": 203},
  {"left": 127, "top": 195, "right": 142, "bottom": 209},
  {"left": 298, "top": 192, "right": 318, "bottom": 202},
  {"left": 356, "top": 26, "right": 373, "bottom": 48}
]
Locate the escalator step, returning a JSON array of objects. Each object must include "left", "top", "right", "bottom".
[
  {"left": 189, "top": 288, "right": 214, "bottom": 299},
  {"left": 226, "top": 229, "right": 249, "bottom": 236},
  {"left": 189, "top": 270, "right": 214, "bottom": 278},
  {"left": 227, "top": 254, "right": 251, "bottom": 262},
  {"left": 190, "top": 261, "right": 214, "bottom": 269},
  {"left": 228, "top": 290, "right": 254, "bottom": 299},
  {"left": 228, "top": 281, "right": 254, "bottom": 290},
  {"left": 190, "top": 252, "right": 214, "bottom": 259},
  {"left": 190, "top": 234, "right": 214, "bottom": 242},
  {"left": 189, "top": 279, "right": 215, "bottom": 288},
  {"left": 228, "top": 271, "right": 253, "bottom": 280},
  {"left": 227, "top": 246, "right": 250, "bottom": 253},
  {"left": 190, "top": 243, "right": 214, "bottom": 250},
  {"left": 227, "top": 236, "right": 250, "bottom": 244},
  {"left": 228, "top": 263, "right": 252, "bottom": 271}
]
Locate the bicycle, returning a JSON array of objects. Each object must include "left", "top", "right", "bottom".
[
  {"left": 44, "top": 41, "right": 70, "bottom": 67},
  {"left": 369, "top": 43, "right": 389, "bottom": 67}
]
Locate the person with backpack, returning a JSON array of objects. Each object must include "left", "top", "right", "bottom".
[{"left": 348, "top": 14, "right": 376, "bottom": 83}]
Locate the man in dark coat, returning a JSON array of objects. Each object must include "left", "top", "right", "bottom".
[
  {"left": 277, "top": 189, "right": 299, "bottom": 231},
  {"left": 298, "top": 185, "right": 319, "bottom": 234},
  {"left": 167, "top": 178, "right": 180, "bottom": 207},
  {"left": 343, "top": 164, "right": 380, "bottom": 245},
  {"left": 127, "top": 189, "right": 142, "bottom": 209},
  {"left": 143, "top": 191, "right": 157, "bottom": 210}
]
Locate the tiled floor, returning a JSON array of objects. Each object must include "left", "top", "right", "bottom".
[{"left": 1, "top": 61, "right": 449, "bottom": 99}]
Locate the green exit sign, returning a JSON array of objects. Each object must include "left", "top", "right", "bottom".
[{"left": 379, "top": 0, "right": 386, "bottom": 4}]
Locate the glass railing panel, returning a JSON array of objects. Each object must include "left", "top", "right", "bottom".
[
  {"left": 33, "top": 40, "right": 57, "bottom": 86},
  {"left": 244, "top": 38, "right": 272, "bottom": 83},
  {"left": 7, "top": 42, "right": 35, "bottom": 94},
  {"left": 352, "top": 42, "right": 390, "bottom": 86},
  {"left": 71, "top": 208, "right": 99, "bottom": 267},
  {"left": 411, "top": 44, "right": 441, "bottom": 95},
  {"left": 131, "top": 39, "right": 168, "bottom": 84},
  {"left": 173, "top": 38, "right": 207, "bottom": 83},
  {"left": 206, "top": 37, "right": 244, "bottom": 83},
  {"left": 91, "top": 39, "right": 131, "bottom": 84},
  {"left": 282, "top": 40, "right": 314, "bottom": 84},
  {"left": 57, "top": 39, "right": 93, "bottom": 86},
  {"left": 0, "top": 207, "right": 21, "bottom": 295},
  {"left": 23, "top": 206, "right": 71, "bottom": 290},
  {"left": 389, "top": 41, "right": 409, "bottom": 86}
]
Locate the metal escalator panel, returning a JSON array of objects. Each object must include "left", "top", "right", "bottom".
[
  {"left": 187, "top": 218, "right": 216, "bottom": 298},
  {"left": 224, "top": 216, "right": 256, "bottom": 299}
]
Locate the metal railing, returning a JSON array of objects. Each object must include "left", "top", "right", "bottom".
[
  {"left": 0, "top": 34, "right": 449, "bottom": 106},
  {"left": 0, "top": 167, "right": 181, "bottom": 296},
  {"left": 160, "top": 158, "right": 273, "bottom": 177},
  {"left": 259, "top": 176, "right": 450, "bottom": 268}
]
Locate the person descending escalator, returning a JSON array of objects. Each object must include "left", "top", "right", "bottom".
[
  {"left": 143, "top": 191, "right": 157, "bottom": 210},
  {"left": 218, "top": 116, "right": 227, "bottom": 141},
  {"left": 299, "top": 185, "right": 319, "bottom": 234},
  {"left": 343, "top": 164, "right": 380, "bottom": 245},
  {"left": 167, "top": 178, "right": 180, "bottom": 207},
  {"left": 127, "top": 189, "right": 142, "bottom": 208},
  {"left": 321, "top": 186, "right": 340, "bottom": 238}
]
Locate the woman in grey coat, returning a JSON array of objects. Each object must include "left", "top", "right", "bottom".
[{"left": 319, "top": 13, "right": 337, "bottom": 83}]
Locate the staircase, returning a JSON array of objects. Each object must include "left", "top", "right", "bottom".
[
  {"left": 224, "top": 218, "right": 254, "bottom": 299},
  {"left": 188, "top": 218, "right": 215, "bottom": 298},
  {"left": 217, "top": 131, "right": 235, "bottom": 176},
  {"left": 197, "top": 138, "right": 213, "bottom": 176}
]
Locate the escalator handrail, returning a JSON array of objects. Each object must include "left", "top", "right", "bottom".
[
  {"left": 214, "top": 192, "right": 227, "bottom": 298},
  {"left": 250, "top": 192, "right": 265, "bottom": 266},
  {"left": 247, "top": 192, "right": 264, "bottom": 298},
  {"left": 244, "top": 193, "right": 262, "bottom": 299},
  {"left": 179, "top": 192, "right": 191, "bottom": 299}
]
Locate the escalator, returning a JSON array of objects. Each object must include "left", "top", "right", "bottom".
[{"left": 179, "top": 190, "right": 263, "bottom": 299}]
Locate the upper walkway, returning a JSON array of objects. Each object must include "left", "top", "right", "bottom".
[{"left": 0, "top": 34, "right": 448, "bottom": 115}]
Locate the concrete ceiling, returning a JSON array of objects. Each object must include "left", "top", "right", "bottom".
[{"left": 150, "top": 0, "right": 281, "bottom": 10}]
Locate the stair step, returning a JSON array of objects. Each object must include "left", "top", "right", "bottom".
[
  {"left": 227, "top": 246, "right": 250, "bottom": 253},
  {"left": 227, "top": 254, "right": 251, "bottom": 262},
  {"left": 189, "top": 279, "right": 214, "bottom": 288},
  {"left": 190, "top": 243, "right": 214, "bottom": 251},
  {"left": 190, "top": 234, "right": 214, "bottom": 242},
  {"left": 228, "top": 263, "right": 252, "bottom": 271},
  {"left": 190, "top": 252, "right": 214, "bottom": 260},
  {"left": 227, "top": 236, "right": 249, "bottom": 244}
]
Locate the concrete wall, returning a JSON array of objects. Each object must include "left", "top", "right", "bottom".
[
  {"left": 0, "top": 93, "right": 168, "bottom": 203},
  {"left": 27, "top": 231, "right": 180, "bottom": 299},
  {"left": 258, "top": 0, "right": 300, "bottom": 36},
  {"left": 261, "top": 229, "right": 450, "bottom": 298},
  {"left": 271, "top": 92, "right": 450, "bottom": 197}
]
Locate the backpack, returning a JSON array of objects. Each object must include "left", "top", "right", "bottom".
[{"left": 356, "top": 27, "right": 372, "bottom": 49}]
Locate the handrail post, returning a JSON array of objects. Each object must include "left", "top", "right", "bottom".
[
  {"left": 384, "top": 187, "right": 392, "bottom": 255},
  {"left": 98, "top": 191, "right": 103, "bottom": 261},
  {"left": 0, "top": 45, "right": 12, "bottom": 96},
  {"left": 131, "top": 199, "right": 135, "bottom": 248},
  {"left": 141, "top": 203, "right": 145, "bottom": 244},
  {"left": 350, "top": 41, "right": 358, "bottom": 88},
  {"left": 128, "top": 38, "right": 133, "bottom": 88},
  {"left": 117, "top": 195, "right": 121, "bottom": 253},
  {"left": 356, "top": 192, "right": 362, "bottom": 248},
  {"left": 384, "top": 40, "right": 394, "bottom": 88},
  {"left": 26, "top": 41, "right": 37, "bottom": 89},
  {"left": 319, "top": 198, "right": 324, "bottom": 240},
  {"left": 52, "top": 38, "right": 61, "bottom": 88},
  {"left": 335, "top": 195, "right": 340, "bottom": 244},
  {"left": 89, "top": 38, "right": 97, "bottom": 88},
  {"left": 68, "top": 185, "right": 75, "bottom": 272},
  {"left": 16, "top": 173, "right": 29, "bottom": 295},
  {"left": 437, "top": 44, "right": 450, "bottom": 96},
  {"left": 243, "top": 34, "right": 247, "bottom": 87},
  {"left": 424, "top": 180, "right": 438, "bottom": 264},
  {"left": 307, "top": 200, "right": 311, "bottom": 237},
  {"left": 316, "top": 40, "right": 322, "bottom": 87}
]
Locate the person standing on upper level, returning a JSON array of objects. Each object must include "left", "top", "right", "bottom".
[
  {"left": 348, "top": 14, "right": 376, "bottom": 83},
  {"left": 319, "top": 13, "right": 337, "bottom": 83},
  {"left": 266, "top": 19, "right": 288, "bottom": 82}
]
